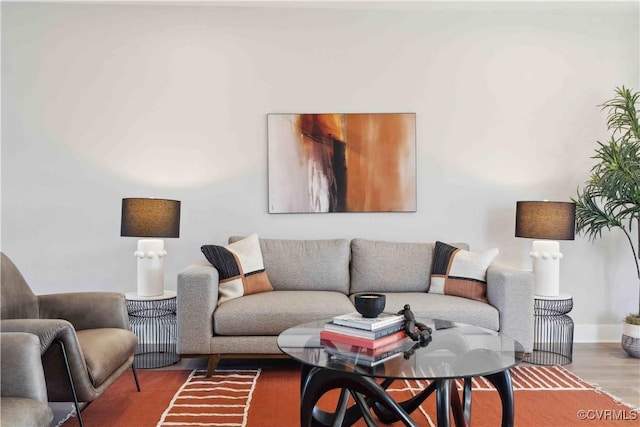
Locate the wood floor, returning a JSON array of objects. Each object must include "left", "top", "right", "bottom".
[
  {"left": 169, "top": 342, "right": 640, "bottom": 409},
  {"left": 563, "top": 343, "right": 639, "bottom": 408}
]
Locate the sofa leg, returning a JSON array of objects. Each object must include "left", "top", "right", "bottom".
[{"left": 206, "top": 354, "right": 221, "bottom": 378}]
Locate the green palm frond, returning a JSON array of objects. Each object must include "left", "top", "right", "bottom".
[
  {"left": 600, "top": 86, "right": 640, "bottom": 139},
  {"left": 574, "top": 186, "right": 623, "bottom": 241}
]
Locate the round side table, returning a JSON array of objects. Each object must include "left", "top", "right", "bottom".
[
  {"left": 125, "top": 290, "right": 180, "bottom": 369},
  {"left": 527, "top": 293, "right": 574, "bottom": 366}
]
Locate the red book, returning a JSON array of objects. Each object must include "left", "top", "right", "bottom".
[
  {"left": 319, "top": 329, "right": 406, "bottom": 349},
  {"left": 321, "top": 336, "right": 411, "bottom": 358}
]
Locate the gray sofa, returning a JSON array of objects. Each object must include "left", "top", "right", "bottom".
[{"left": 177, "top": 238, "right": 534, "bottom": 374}]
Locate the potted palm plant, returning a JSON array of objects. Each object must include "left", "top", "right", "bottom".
[{"left": 573, "top": 86, "right": 640, "bottom": 358}]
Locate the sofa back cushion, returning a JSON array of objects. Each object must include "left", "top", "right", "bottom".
[
  {"left": 350, "top": 239, "right": 469, "bottom": 294},
  {"left": 229, "top": 237, "right": 351, "bottom": 293}
]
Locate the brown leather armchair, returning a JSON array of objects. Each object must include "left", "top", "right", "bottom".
[
  {"left": 0, "top": 252, "right": 140, "bottom": 427},
  {"left": 1, "top": 332, "right": 54, "bottom": 427}
]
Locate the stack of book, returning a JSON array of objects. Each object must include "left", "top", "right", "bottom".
[{"left": 320, "top": 312, "right": 408, "bottom": 366}]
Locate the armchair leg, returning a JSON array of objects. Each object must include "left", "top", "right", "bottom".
[
  {"left": 57, "top": 340, "right": 84, "bottom": 427},
  {"left": 131, "top": 365, "right": 141, "bottom": 392}
]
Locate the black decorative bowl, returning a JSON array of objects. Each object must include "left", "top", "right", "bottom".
[{"left": 354, "top": 293, "right": 386, "bottom": 318}]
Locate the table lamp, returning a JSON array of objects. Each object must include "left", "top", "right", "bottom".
[
  {"left": 121, "top": 198, "right": 181, "bottom": 297},
  {"left": 515, "top": 201, "right": 576, "bottom": 297}
]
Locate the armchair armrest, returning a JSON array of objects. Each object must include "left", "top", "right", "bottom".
[
  {"left": 177, "top": 261, "right": 219, "bottom": 355},
  {"left": 486, "top": 263, "right": 535, "bottom": 353},
  {"left": 1, "top": 332, "right": 49, "bottom": 403},
  {"left": 1, "top": 318, "right": 95, "bottom": 402},
  {"left": 1, "top": 318, "right": 80, "bottom": 353},
  {"left": 38, "top": 292, "right": 130, "bottom": 331}
]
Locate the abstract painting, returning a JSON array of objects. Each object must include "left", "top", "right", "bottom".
[{"left": 268, "top": 113, "right": 416, "bottom": 213}]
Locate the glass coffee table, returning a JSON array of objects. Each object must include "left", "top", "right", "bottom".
[{"left": 277, "top": 318, "right": 524, "bottom": 427}]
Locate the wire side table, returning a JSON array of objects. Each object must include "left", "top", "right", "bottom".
[
  {"left": 527, "top": 294, "right": 574, "bottom": 366},
  {"left": 125, "top": 291, "right": 180, "bottom": 369}
]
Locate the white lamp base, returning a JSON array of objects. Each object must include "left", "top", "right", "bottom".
[
  {"left": 134, "top": 239, "right": 167, "bottom": 297},
  {"left": 530, "top": 240, "right": 562, "bottom": 297}
]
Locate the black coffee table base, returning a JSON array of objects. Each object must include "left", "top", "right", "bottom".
[{"left": 300, "top": 363, "right": 514, "bottom": 427}]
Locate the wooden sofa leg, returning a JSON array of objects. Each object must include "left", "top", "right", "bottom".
[{"left": 206, "top": 354, "right": 221, "bottom": 378}]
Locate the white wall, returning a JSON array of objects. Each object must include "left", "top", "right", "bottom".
[{"left": 2, "top": 1, "right": 639, "bottom": 342}]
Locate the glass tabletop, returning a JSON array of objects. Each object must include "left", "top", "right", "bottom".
[{"left": 277, "top": 318, "right": 524, "bottom": 380}]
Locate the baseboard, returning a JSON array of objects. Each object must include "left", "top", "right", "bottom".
[{"left": 574, "top": 324, "right": 623, "bottom": 343}]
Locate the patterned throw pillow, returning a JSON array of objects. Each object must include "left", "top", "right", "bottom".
[
  {"left": 201, "top": 234, "right": 273, "bottom": 305},
  {"left": 429, "top": 241, "right": 498, "bottom": 303}
]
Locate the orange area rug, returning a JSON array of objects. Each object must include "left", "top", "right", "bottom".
[{"left": 63, "top": 365, "right": 638, "bottom": 426}]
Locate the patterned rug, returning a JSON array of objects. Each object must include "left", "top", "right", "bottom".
[
  {"left": 158, "top": 369, "right": 260, "bottom": 426},
  {"left": 157, "top": 365, "right": 638, "bottom": 427},
  {"left": 62, "top": 365, "right": 638, "bottom": 426}
]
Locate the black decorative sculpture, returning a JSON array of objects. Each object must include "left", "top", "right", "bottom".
[{"left": 398, "top": 304, "right": 432, "bottom": 346}]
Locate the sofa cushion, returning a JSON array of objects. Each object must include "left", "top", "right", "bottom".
[
  {"left": 214, "top": 290, "right": 355, "bottom": 335},
  {"left": 350, "top": 239, "right": 434, "bottom": 293},
  {"left": 429, "top": 241, "right": 498, "bottom": 303},
  {"left": 202, "top": 234, "right": 273, "bottom": 305},
  {"left": 373, "top": 292, "right": 499, "bottom": 332},
  {"left": 229, "top": 237, "right": 351, "bottom": 293},
  {"left": 350, "top": 239, "right": 470, "bottom": 294}
]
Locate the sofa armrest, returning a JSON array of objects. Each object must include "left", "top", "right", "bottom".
[
  {"left": 486, "top": 264, "right": 535, "bottom": 353},
  {"left": 177, "top": 261, "right": 219, "bottom": 355},
  {"left": 1, "top": 332, "right": 49, "bottom": 403},
  {"left": 37, "top": 292, "right": 130, "bottom": 331}
]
